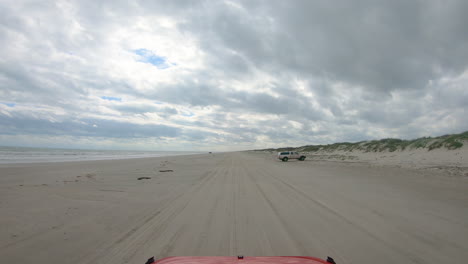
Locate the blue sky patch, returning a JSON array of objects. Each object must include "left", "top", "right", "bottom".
[
  {"left": 134, "top": 49, "right": 170, "bottom": 69},
  {"left": 101, "top": 96, "right": 122, "bottom": 102},
  {"left": 1, "top": 102, "right": 16, "bottom": 107}
]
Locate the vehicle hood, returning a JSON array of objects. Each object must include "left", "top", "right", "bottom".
[{"left": 153, "top": 256, "right": 330, "bottom": 264}]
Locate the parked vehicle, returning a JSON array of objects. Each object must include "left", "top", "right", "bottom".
[{"left": 277, "top": 151, "right": 306, "bottom": 162}]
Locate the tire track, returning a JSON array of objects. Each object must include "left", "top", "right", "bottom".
[
  {"left": 264, "top": 167, "right": 426, "bottom": 264},
  {"left": 241, "top": 164, "right": 308, "bottom": 255},
  {"left": 117, "top": 157, "right": 233, "bottom": 261},
  {"left": 78, "top": 166, "right": 222, "bottom": 264}
]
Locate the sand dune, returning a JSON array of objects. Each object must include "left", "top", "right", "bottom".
[
  {"left": 1, "top": 152, "right": 467, "bottom": 264},
  {"left": 291, "top": 144, "right": 468, "bottom": 178}
]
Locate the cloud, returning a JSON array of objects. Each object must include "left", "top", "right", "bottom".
[
  {"left": 0, "top": 113, "right": 180, "bottom": 138},
  {"left": 0, "top": 0, "right": 467, "bottom": 151}
]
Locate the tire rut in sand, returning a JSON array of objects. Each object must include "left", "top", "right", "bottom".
[
  {"left": 241, "top": 165, "right": 308, "bottom": 255},
  {"left": 78, "top": 167, "right": 220, "bottom": 264},
  {"left": 264, "top": 167, "right": 426, "bottom": 264},
  {"left": 148, "top": 159, "right": 234, "bottom": 257}
]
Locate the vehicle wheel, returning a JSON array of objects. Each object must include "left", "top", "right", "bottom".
[
  {"left": 282, "top": 157, "right": 288, "bottom": 162},
  {"left": 299, "top": 156, "right": 305, "bottom": 161}
]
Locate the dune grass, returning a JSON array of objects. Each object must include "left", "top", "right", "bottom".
[{"left": 257, "top": 131, "right": 468, "bottom": 153}]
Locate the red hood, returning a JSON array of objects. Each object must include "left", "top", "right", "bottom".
[{"left": 153, "top": 256, "right": 331, "bottom": 264}]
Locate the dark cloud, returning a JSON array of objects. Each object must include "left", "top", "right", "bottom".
[{"left": 175, "top": 0, "right": 468, "bottom": 92}]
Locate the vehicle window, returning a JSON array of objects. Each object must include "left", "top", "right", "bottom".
[{"left": 280, "top": 152, "right": 288, "bottom": 155}]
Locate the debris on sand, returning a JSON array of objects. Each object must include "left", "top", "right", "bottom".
[
  {"left": 159, "top": 170, "right": 173, "bottom": 172},
  {"left": 137, "top": 177, "right": 152, "bottom": 180}
]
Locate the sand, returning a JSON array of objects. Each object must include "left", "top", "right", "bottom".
[
  {"left": 0, "top": 152, "right": 467, "bottom": 264},
  {"left": 300, "top": 144, "right": 468, "bottom": 177}
]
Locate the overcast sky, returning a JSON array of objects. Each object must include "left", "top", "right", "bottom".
[{"left": 1, "top": 0, "right": 467, "bottom": 151}]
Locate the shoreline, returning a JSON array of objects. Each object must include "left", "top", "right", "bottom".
[
  {"left": 0, "top": 151, "right": 206, "bottom": 166},
  {"left": 0, "top": 145, "right": 205, "bottom": 165}
]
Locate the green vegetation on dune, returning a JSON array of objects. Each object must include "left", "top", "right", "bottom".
[
  {"left": 257, "top": 131, "right": 468, "bottom": 153},
  {"left": 428, "top": 132, "right": 468, "bottom": 150}
]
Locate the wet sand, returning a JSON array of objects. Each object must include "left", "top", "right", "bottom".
[{"left": 1, "top": 152, "right": 467, "bottom": 264}]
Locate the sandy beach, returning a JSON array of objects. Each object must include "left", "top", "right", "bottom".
[{"left": 1, "top": 152, "right": 467, "bottom": 264}]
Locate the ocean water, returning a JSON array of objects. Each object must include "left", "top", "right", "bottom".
[{"left": 0, "top": 146, "right": 202, "bottom": 164}]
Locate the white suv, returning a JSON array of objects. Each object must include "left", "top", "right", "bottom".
[{"left": 277, "top": 151, "right": 306, "bottom": 162}]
